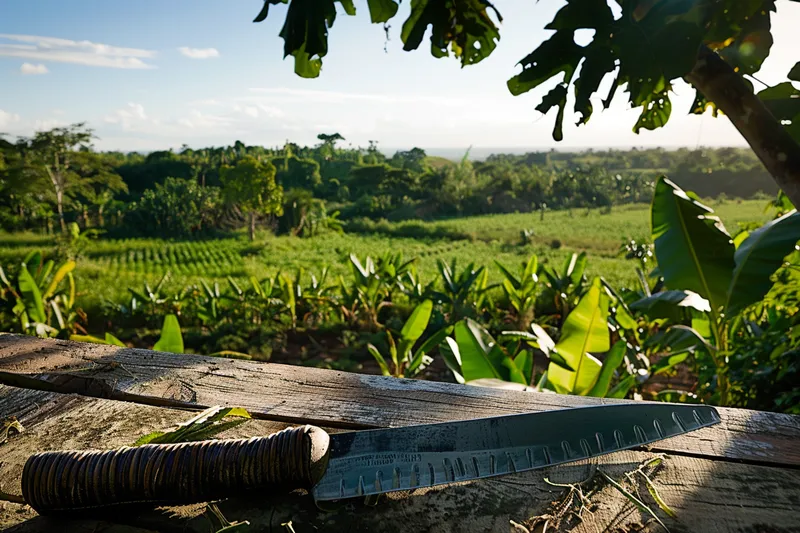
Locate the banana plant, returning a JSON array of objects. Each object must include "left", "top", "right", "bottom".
[
  {"left": 495, "top": 255, "right": 539, "bottom": 329},
  {"left": 298, "top": 267, "right": 338, "bottom": 325},
  {"left": 439, "top": 316, "right": 576, "bottom": 390},
  {"left": 128, "top": 271, "right": 172, "bottom": 320},
  {"left": 528, "top": 278, "right": 635, "bottom": 397},
  {"left": 397, "top": 264, "right": 435, "bottom": 305},
  {"left": 340, "top": 253, "right": 414, "bottom": 327},
  {"left": 196, "top": 279, "right": 223, "bottom": 326},
  {"left": 539, "top": 252, "right": 588, "bottom": 323},
  {"left": 248, "top": 273, "right": 286, "bottom": 325},
  {"left": 638, "top": 177, "right": 800, "bottom": 405},
  {"left": 367, "top": 300, "right": 450, "bottom": 378},
  {"left": 430, "top": 258, "right": 494, "bottom": 322},
  {"left": 0, "top": 251, "right": 82, "bottom": 338}
]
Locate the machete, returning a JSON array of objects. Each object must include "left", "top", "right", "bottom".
[{"left": 21, "top": 402, "right": 719, "bottom": 514}]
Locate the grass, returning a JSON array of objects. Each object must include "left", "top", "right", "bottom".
[{"left": 0, "top": 199, "right": 770, "bottom": 315}]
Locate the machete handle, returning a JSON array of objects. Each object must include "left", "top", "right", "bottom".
[{"left": 21, "top": 425, "right": 330, "bottom": 514}]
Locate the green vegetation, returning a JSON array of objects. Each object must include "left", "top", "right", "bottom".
[
  {"left": 0, "top": 200, "right": 769, "bottom": 314},
  {"left": 1, "top": 3, "right": 798, "bottom": 417},
  {"left": 1, "top": 180, "right": 796, "bottom": 414}
]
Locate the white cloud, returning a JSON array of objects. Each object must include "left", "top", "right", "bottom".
[
  {"left": 20, "top": 62, "right": 48, "bottom": 75},
  {"left": 0, "top": 34, "right": 156, "bottom": 69},
  {"left": 178, "top": 47, "right": 220, "bottom": 59},
  {"left": 0, "top": 109, "right": 21, "bottom": 129},
  {"left": 104, "top": 103, "right": 151, "bottom": 130}
]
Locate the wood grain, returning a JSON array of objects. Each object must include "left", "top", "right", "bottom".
[
  {"left": 2, "top": 389, "right": 798, "bottom": 533},
  {"left": 1, "top": 334, "right": 798, "bottom": 468}
]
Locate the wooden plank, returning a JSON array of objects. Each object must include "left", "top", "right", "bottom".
[
  {"left": 1, "top": 334, "right": 798, "bottom": 467},
  {"left": 2, "top": 388, "right": 798, "bottom": 533}
]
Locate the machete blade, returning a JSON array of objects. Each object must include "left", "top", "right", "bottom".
[{"left": 313, "top": 403, "right": 719, "bottom": 500}]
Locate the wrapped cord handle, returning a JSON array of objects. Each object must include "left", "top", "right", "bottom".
[{"left": 22, "top": 425, "right": 330, "bottom": 514}]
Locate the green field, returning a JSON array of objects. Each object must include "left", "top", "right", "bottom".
[{"left": 0, "top": 199, "right": 770, "bottom": 314}]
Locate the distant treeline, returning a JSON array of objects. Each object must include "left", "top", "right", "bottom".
[{"left": 0, "top": 126, "right": 776, "bottom": 236}]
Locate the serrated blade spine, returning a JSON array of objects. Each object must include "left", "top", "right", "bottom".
[{"left": 314, "top": 404, "right": 720, "bottom": 501}]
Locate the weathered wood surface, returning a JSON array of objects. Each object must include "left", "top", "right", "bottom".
[
  {"left": 1, "top": 334, "right": 799, "bottom": 532},
  {"left": 0, "top": 335, "right": 797, "bottom": 467}
]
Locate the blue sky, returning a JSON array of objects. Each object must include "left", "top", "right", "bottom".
[{"left": 1, "top": 0, "right": 798, "bottom": 153}]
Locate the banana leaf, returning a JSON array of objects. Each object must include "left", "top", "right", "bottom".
[
  {"left": 546, "top": 278, "right": 609, "bottom": 395},
  {"left": 651, "top": 177, "right": 734, "bottom": 314},
  {"left": 153, "top": 314, "right": 184, "bottom": 354},
  {"left": 726, "top": 210, "right": 800, "bottom": 316}
]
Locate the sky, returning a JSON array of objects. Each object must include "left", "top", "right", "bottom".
[{"left": 1, "top": 0, "right": 799, "bottom": 154}]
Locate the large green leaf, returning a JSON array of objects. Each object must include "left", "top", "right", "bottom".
[
  {"left": 409, "top": 325, "right": 452, "bottom": 373},
  {"left": 758, "top": 82, "right": 800, "bottom": 143},
  {"left": 547, "top": 278, "right": 609, "bottom": 395},
  {"left": 401, "top": 0, "right": 501, "bottom": 66},
  {"left": 439, "top": 336, "right": 465, "bottom": 384},
  {"left": 513, "top": 350, "right": 533, "bottom": 385},
  {"left": 42, "top": 260, "right": 76, "bottom": 299},
  {"left": 154, "top": 314, "right": 184, "bottom": 354},
  {"left": 454, "top": 319, "right": 503, "bottom": 382},
  {"left": 586, "top": 341, "right": 627, "bottom": 398},
  {"left": 18, "top": 265, "right": 46, "bottom": 325},
  {"left": 400, "top": 300, "right": 433, "bottom": 342},
  {"left": 367, "top": 344, "right": 391, "bottom": 376},
  {"left": 500, "top": 328, "right": 574, "bottom": 372},
  {"left": 367, "top": 0, "right": 398, "bottom": 23},
  {"left": 651, "top": 177, "right": 735, "bottom": 314},
  {"left": 630, "top": 290, "right": 710, "bottom": 322},
  {"left": 726, "top": 211, "right": 800, "bottom": 316},
  {"left": 507, "top": 31, "right": 582, "bottom": 97}
]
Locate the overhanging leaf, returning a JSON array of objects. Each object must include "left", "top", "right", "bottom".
[
  {"left": 253, "top": 0, "right": 287, "bottom": 23},
  {"left": 790, "top": 61, "right": 800, "bottom": 82},
  {"left": 367, "top": 0, "right": 398, "bottom": 23},
  {"left": 536, "top": 85, "right": 569, "bottom": 141},
  {"left": 651, "top": 177, "right": 735, "bottom": 314},
  {"left": 726, "top": 210, "right": 800, "bottom": 316},
  {"left": 545, "top": 0, "right": 613, "bottom": 30},
  {"left": 634, "top": 89, "right": 672, "bottom": 133},
  {"left": 507, "top": 31, "right": 582, "bottom": 97},
  {"left": 401, "top": 0, "right": 501, "bottom": 66},
  {"left": 574, "top": 45, "right": 616, "bottom": 126}
]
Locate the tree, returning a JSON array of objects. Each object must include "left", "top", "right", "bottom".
[
  {"left": 220, "top": 156, "right": 283, "bottom": 240},
  {"left": 252, "top": 0, "right": 800, "bottom": 206},
  {"left": 14, "top": 123, "right": 88, "bottom": 232},
  {"left": 125, "top": 177, "right": 222, "bottom": 237},
  {"left": 14, "top": 124, "right": 126, "bottom": 232},
  {"left": 317, "top": 133, "right": 345, "bottom": 147},
  {"left": 316, "top": 132, "right": 345, "bottom": 160}
]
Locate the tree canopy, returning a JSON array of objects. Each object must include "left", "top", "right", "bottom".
[
  {"left": 252, "top": 0, "right": 800, "bottom": 205},
  {"left": 220, "top": 156, "right": 284, "bottom": 240}
]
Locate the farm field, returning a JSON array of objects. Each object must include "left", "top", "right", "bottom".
[{"left": 0, "top": 199, "right": 769, "bottom": 315}]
